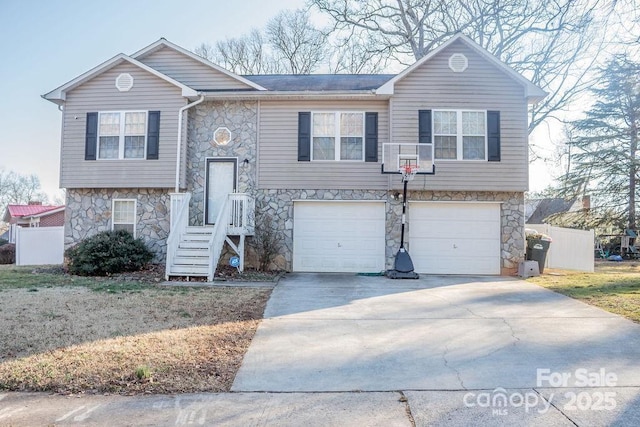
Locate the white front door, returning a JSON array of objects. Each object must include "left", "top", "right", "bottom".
[{"left": 205, "top": 158, "right": 237, "bottom": 225}]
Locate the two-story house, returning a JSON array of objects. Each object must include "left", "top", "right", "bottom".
[{"left": 44, "top": 34, "right": 545, "bottom": 279}]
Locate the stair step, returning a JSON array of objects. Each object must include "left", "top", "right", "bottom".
[
  {"left": 181, "top": 234, "right": 211, "bottom": 242},
  {"left": 168, "top": 265, "right": 209, "bottom": 275},
  {"left": 178, "top": 241, "right": 209, "bottom": 250},
  {"left": 173, "top": 256, "right": 209, "bottom": 266},
  {"left": 185, "top": 226, "right": 215, "bottom": 233},
  {"left": 175, "top": 249, "right": 210, "bottom": 258}
]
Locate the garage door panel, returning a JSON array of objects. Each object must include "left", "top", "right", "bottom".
[
  {"left": 411, "top": 222, "right": 499, "bottom": 239},
  {"left": 294, "top": 201, "right": 385, "bottom": 273},
  {"left": 409, "top": 202, "right": 501, "bottom": 275},
  {"left": 412, "top": 239, "right": 500, "bottom": 256}
]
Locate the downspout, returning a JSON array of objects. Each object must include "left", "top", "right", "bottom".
[{"left": 175, "top": 95, "right": 205, "bottom": 193}]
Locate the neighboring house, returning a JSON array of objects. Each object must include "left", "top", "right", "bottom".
[
  {"left": 43, "top": 34, "right": 545, "bottom": 278},
  {"left": 3, "top": 203, "right": 65, "bottom": 243},
  {"left": 525, "top": 197, "right": 589, "bottom": 224}
]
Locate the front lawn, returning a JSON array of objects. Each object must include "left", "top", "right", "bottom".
[
  {"left": 527, "top": 261, "right": 640, "bottom": 323},
  {"left": 0, "top": 265, "right": 272, "bottom": 394}
]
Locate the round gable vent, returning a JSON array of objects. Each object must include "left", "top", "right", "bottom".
[
  {"left": 448, "top": 53, "right": 468, "bottom": 73},
  {"left": 115, "top": 73, "right": 134, "bottom": 92}
]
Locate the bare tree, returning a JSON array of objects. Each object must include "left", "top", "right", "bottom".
[
  {"left": 310, "top": 0, "right": 613, "bottom": 135},
  {"left": 207, "top": 30, "right": 284, "bottom": 75},
  {"left": 193, "top": 42, "right": 215, "bottom": 62},
  {"left": 0, "top": 169, "right": 48, "bottom": 218},
  {"left": 329, "top": 29, "right": 392, "bottom": 74},
  {"left": 195, "top": 9, "right": 327, "bottom": 75},
  {"left": 266, "top": 9, "right": 328, "bottom": 74}
]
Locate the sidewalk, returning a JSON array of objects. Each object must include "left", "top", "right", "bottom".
[{"left": 2, "top": 388, "right": 640, "bottom": 426}]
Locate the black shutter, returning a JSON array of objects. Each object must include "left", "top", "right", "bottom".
[
  {"left": 418, "top": 110, "right": 432, "bottom": 144},
  {"left": 298, "top": 112, "right": 311, "bottom": 161},
  {"left": 487, "top": 111, "right": 500, "bottom": 161},
  {"left": 364, "top": 112, "right": 378, "bottom": 162},
  {"left": 146, "top": 110, "right": 160, "bottom": 160},
  {"left": 85, "top": 112, "right": 98, "bottom": 160}
]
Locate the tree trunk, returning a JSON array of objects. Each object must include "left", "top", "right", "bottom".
[{"left": 630, "top": 127, "right": 637, "bottom": 231}]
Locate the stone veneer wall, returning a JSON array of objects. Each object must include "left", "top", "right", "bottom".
[
  {"left": 251, "top": 189, "right": 524, "bottom": 273},
  {"left": 65, "top": 188, "right": 171, "bottom": 262},
  {"left": 185, "top": 101, "right": 257, "bottom": 226}
]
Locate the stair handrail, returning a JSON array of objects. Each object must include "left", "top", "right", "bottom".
[
  {"left": 165, "top": 192, "right": 192, "bottom": 279},
  {"left": 207, "top": 195, "right": 231, "bottom": 281},
  {"left": 227, "top": 193, "right": 254, "bottom": 234}
]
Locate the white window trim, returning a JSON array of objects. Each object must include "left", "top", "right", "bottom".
[
  {"left": 433, "top": 109, "right": 487, "bottom": 161},
  {"left": 310, "top": 111, "right": 366, "bottom": 162},
  {"left": 112, "top": 199, "right": 137, "bottom": 237},
  {"left": 97, "top": 111, "right": 148, "bottom": 160}
]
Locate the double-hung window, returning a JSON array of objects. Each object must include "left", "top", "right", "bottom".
[
  {"left": 312, "top": 112, "right": 364, "bottom": 161},
  {"left": 98, "top": 111, "right": 147, "bottom": 160},
  {"left": 433, "top": 110, "right": 487, "bottom": 160},
  {"left": 112, "top": 199, "right": 137, "bottom": 236}
]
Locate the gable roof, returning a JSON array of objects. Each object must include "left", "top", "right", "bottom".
[
  {"left": 43, "top": 53, "right": 198, "bottom": 105},
  {"left": 376, "top": 34, "right": 547, "bottom": 103},
  {"left": 244, "top": 74, "right": 395, "bottom": 91},
  {"left": 526, "top": 198, "right": 578, "bottom": 224},
  {"left": 132, "top": 38, "right": 266, "bottom": 91},
  {"left": 3, "top": 204, "right": 65, "bottom": 222}
]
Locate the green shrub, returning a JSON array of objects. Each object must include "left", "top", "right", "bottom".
[
  {"left": 65, "top": 230, "right": 153, "bottom": 276},
  {"left": 0, "top": 243, "right": 15, "bottom": 264}
]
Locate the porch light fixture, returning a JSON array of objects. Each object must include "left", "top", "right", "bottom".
[{"left": 213, "top": 127, "right": 232, "bottom": 146}]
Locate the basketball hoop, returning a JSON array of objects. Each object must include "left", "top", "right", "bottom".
[{"left": 400, "top": 164, "right": 419, "bottom": 182}]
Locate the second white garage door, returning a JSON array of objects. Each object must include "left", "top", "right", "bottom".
[
  {"left": 293, "top": 201, "right": 385, "bottom": 273},
  {"left": 408, "top": 202, "right": 501, "bottom": 275}
]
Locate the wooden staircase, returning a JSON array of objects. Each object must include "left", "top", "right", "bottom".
[
  {"left": 166, "top": 226, "right": 214, "bottom": 277},
  {"left": 165, "top": 192, "right": 254, "bottom": 281}
]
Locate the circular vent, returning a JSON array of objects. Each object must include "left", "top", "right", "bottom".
[
  {"left": 115, "top": 73, "right": 134, "bottom": 92},
  {"left": 448, "top": 53, "right": 468, "bottom": 72}
]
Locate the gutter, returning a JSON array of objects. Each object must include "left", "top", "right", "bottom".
[
  {"left": 198, "top": 90, "right": 388, "bottom": 101},
  {"left": 175, "top": 95, "right": 205, "bottom": 192}
]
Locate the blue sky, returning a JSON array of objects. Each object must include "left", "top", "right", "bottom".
[{"left": 0, "top": 0, "right": 304, "bottom": 199}]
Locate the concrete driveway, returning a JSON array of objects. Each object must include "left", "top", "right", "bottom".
[{"left": 231, "top": 273, "right": 640, "bottom": 424}]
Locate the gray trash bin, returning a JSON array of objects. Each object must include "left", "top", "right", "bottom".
[{"left": 526, "top": 239, "right": 551, "bottom": 274}]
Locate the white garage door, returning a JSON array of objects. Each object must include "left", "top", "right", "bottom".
[
  {"left": 408, "top": 202, "right": 501, "bottom": 275},
  {"left": 293, "top": 201, "right": 385, "bottom": 273}
]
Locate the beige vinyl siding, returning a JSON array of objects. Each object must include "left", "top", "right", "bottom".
[
  {"left": 60, "top": 62, "right": 186, "bottom": 188},
  {"left": 392, "top": 39, "right": 529, "bottom": 192},
  {"left": 137, "top": 46, "right": 252, "bottom": 90},
  {"left": 258, "top": 100, "right": 389, "bottom": 190}
]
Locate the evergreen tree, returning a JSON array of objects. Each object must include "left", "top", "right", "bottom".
[{"left": 564, "top": 55, "right": 640, "bottom": 230}]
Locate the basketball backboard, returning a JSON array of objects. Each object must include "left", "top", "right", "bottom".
[{"left": 381, "top": 143, "right": 435, "bottom": 175}]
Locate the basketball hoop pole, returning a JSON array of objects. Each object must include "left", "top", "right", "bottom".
[
  {"left": 387, "top": 166, "right": 419, "bottom": 279},
  {"left": 399, "top": 171, "right": 409, "bottom": 250}
]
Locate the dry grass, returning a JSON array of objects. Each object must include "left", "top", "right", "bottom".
[
  {"left": 0, "top": 266, "right": 272, "bottom": 394},
  {"left": 527, "top": 261, "right": 640, "bottom": 323}
]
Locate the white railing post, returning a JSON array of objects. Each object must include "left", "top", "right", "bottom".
[{"left": 165, "top": 192, "right": 192, "bottom": 279}]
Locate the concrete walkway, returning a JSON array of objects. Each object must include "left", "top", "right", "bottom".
[{"left": 3, "top": 274, "right": 640, "bottom": 426}]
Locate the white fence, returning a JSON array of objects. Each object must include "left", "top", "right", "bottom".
[
  {"left": 15, "top": 226, "right": 64, "bottom": 266},
  {"left": 527, "top": 224, "right": 594, "bottom": 272}
]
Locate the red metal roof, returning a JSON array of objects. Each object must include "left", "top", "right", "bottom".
[{"left": 7, "top": 204, "right": 64, "bottom": 218}]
